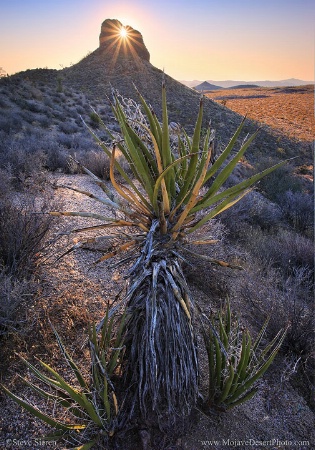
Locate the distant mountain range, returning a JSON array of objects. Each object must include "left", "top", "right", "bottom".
[
  {"left": 193, "top": 81, "right": 222, "bottom": 91},
  {"left": 180, "top": 78, "right": 313, "bottom": 89}
]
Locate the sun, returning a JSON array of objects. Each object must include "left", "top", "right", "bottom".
[{"left": 119, "top": 27, "right": 128, "bottom": 38}]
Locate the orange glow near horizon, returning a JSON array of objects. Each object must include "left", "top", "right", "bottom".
[{"left": 0, "top": 2, "right": 313, "bottom": 82}]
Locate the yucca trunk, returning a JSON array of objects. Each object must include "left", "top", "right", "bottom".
[{"left": 122, "top": 220, "right": 198, "bottom": 423}]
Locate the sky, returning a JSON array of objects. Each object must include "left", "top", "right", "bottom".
[{"left": 0, "top": 0, "right": 314, "bottom": 81}]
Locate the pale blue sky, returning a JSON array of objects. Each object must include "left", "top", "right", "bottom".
[{"left": 0, "top": 0, "right": 314, "bottom": 80}]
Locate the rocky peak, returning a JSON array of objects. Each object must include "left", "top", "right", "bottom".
[{"left": 99, "top": 19, "right": 150, "bottom": 62}]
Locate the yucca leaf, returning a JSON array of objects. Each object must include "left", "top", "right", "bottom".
[
  {"left": 177, "top": 129, "right": 193, "bottom": 184},
  {"left": 225, "top": 301, "right": 231, "bottom": 336},
  {"left": 152, "top": 154, "right": 193, "bottom": 215},
  {"left": 194, "top": 126, "right": 214, "bottom": 184},
  {"left": 228, "top": 329, "right": 286, "bottom": 403},
  {"left": 219, "top": 314, "right": 229, "bottom": 351},
  {"left": 18, "top": 376, "right": 65, "bottom": 403},
  {"left": 1, "top": 384, "right": 84, "bottom": 431},
  {"left": 214, "top": 332, "right": 222, "bottom": 386},
  {"left": 50, "top": 211, "right": 117, "bottom": 221},
  {"left": 161, "top": 80, "right": 175, "bottom": 198},
  {"left": 114, "top": 99, "right": 155, "bottom": 200},
  {"left": 100, "top": 308, "right": 111, "bottom": 349},
  {"left": 205, "top": 329, "right": 215, "bottom": 400},
  {"left": 137, "top": 120, "right": 170, "bottom": 214},
  {"left": 203, "top": 116, "right": 247, "bottom": 184},
  {"left": 239, "top": 332, "right": 252, "bottom": 381},
  {"left": 102, "top": 376, "right": 111, "bottom": 420},
  {"left": 63, "top": 221, "right": 145, "bottom": 235},
  {"left": 226, "top": 388, "right": 257, "bottom": 410},
  {"left": 171, "top": 140, "right": 213, "bottom": 236},
  {"left": 95, "top": 138, "right": 152, "bottom": 209},
  {"left": 93, "top": 239, "right": 137, "bottom": 265},
  {"left": 176, "top": 97, "right": 204, "bottom": 205},
  {"left": 229, "top": 332, "right": 247, "bottom": 396},
  {"left": 18, "top": 355, "right": 63, "bottom": 391},
  {"left": 192, "top": 159, "right": 288, "bottom": 213},
  {"left": 49, "top": 321, "right": 88, "bottom": 390},
  {"left": 134, "top": 83, "right": 162, "bottom": 148},
  {"left": 252, "top": 317, "right": 270, "bottom": 354},
  {"left": 38, "top": 360, "right": 103, "bottom": 427},
  {"left": 257, "top": 327, "right": 287, "bottom": 362},
  {"left": 90, "top": 113, "right": 155, "bottom": 207},
  {"left": 180, "top": 246, "right": 243, "bottom": 269},
  {"left": 112, "top": 392, "right": 119, "bottom": 415},
  {"left": 187, "top": 188, "right": 251, "bottom": 233},
  {"left": 73, "top": 440, "right": 98, "bottom": 450},
  {"left": 109, "top": 146, "right": 152, "bottom": 217},
  {"left": 58, "top": 185, "right": 122, "bottom": 211},
  {"left": 189, "top": 239, "right": 219, "bottom": 245},
  {"left": 203, "top": 129, "right": 260, "bottom": 200},
  {"left": 126, "top": 119, "right": 159, "bottom": 176},
  {"left": 107, "top": 319, "right": 126, "bottom": 375},
  {"left": 219, "top": 364, "right": 235, "bottom": 403}
]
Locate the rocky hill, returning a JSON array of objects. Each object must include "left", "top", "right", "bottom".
[
  {"left": 11, "top": 19, "right": 232, "bottom": 136},
  {"left": 6, "top": 18, "right": 309, "bottom": 164}
]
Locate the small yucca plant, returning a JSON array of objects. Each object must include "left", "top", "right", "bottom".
[
  {"left": 1, "top": 310, "right": 125, "bottom": 449},
  {"left": 48, "top": 81, "right": 287, "bottom": 423},
  {"left": 203, "top": 301, "right": 287, "bottom": 410}
]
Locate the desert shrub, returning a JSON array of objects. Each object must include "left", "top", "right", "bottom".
[
  {"left": 279, "top": 190, "right": 314, "bottom": 237},
  {"left": 280, "top": 268, "right": 314, "bottom": 356},
  {"left": 58, "top": 121, "right": 79, "bottom": 134},
  {"left": 79, "top": 150, "right": 110, "bottom": 179},
  {"left": 0, "top": 168, "right": 14, "bottom": 197},
  {"left": 35, "top": 114, "right": 50, "bottom": 129},
  {"left": 0, "top": 135, "right": 46, "bottom": 184},
  {"left": 76, "top": 105, "right": 86, "bottom": 115},
  {"left": 0, "top": 196, "right": 52, "bottom": 278},
  {"left": 56, "top": 132, "right": 74, "bottom": 149},
  {"left": 66, "top": 105, "right": 80, "bottom": 119},
  {"left": 231, "top": 223, "right": 313, "bottom": 278},
  {"left": 263, "top": 229, "right": 314, "bottom": 275},
  {"left": 228, "top": 248, "right": 313, "bottom": 404},
  {"left": 219, "top": 190, "right": 283, "bottom": 235},
  {"left": 89, "top": 111, "right": 101, "bottom": 128},
  {"left": 0, "top": 113, "right": 23, "bottom": 134},
  {"left": 24, "top": 99, "right": 45, "bottom": 113},
  {"left": 43, "top": 141, "right": 69, "bottom": 172},
  {"left": 0, "top": 269, "right": 31, "bottom": 335},
  {"left": 43, "top": 96, "right": 54, "bottom": 108},
  {"left": 0, "top": 193, "right": 53, "bottom": 335},
  {"left": 0, "top": 95, "right": 10, "bottom": 108},
  {"left": 257, "top": 162, "right": 303, "bottom": 202}
]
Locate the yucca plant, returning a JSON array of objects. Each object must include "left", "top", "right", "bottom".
[
  {"left": 1, "top": 310, "right": 125, "bottom": 449},
  {"left": 203, "top": 301, "right": 287, "bottom": 410},
  {"left": 49, "top": 81, "right": 287, "bottom": 423}
]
